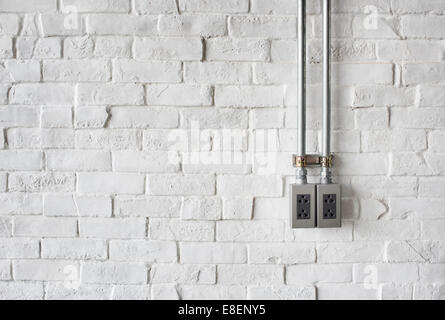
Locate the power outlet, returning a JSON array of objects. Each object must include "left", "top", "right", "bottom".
[
  {"left": 317, "top": 184, "right": 341, "bottom": 228},
  {"left": 296, "top": 194, "right": 311, "bottom": 220},
  {"left": 290, "top": 184, "right": 316, "bottom": 228}
]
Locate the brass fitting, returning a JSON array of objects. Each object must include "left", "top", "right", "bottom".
[{"left": 293, "top": 154, "right": 333, "bottom": 168}]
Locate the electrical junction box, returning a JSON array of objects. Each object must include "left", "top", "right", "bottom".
[
  {"left": 290, "top": 183, "right": 341, "bottom": 228},
  {"left": 289, "top": 184, "right": 316, "bottom": 228}
]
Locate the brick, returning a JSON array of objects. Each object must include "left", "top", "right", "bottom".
[
  {"left": 110, "top": 240, "right": 177, "bottom": 262},
  {"left": 42, "top": 238, "right": 107, "bottom": 260},
  {"left": 287, "top": 264, "right": 352, "bottom": 284},
  {"left": 285, "top": 222, "right": 353, "bottom": 242},
  {"left": 34, "top": 38, "right": 62, "bottom": 58},
  {"left": 386, "top": 241, "right": 445, "bottom": 263},
  {"left": 151, "top": 284, "right": 180, "bottom": 300},
  {"left": 381, "top": 283, "right": 413, "bottom": 300},
  {"left": 7, "top": 128, "right": 75, "bottom": 149},
  {"left": 391, "top": 108, "right": 445, "bottom": 129},
  {"left": 79, "top": 218, "right": 146, "bottom": 239},
  {"left": 0, "top": 238, "right": 40, "bottom": 258},
  {"left": 0, "top": 36, "right": 13, "bottom": 58},
  {"left": 113, "top": 60, "right": 181, "bottom": 83},
  {"left": 41, "top": 13, "right": 84, "bottom": 36},
  {"left": 206, "top": 38, "right": 270, "bottom": 62},
  {"left": 0, "top": 14, "right": 20, "bottom": 34},
  {"left": 75, "top": 107, "right": 109, "bottom": 128},
  {"left": 217, "top": 175, "right": 282, "bottom": 197},
  {"left": 109, "top": 107, "right": 178, "bottom": 129},
  {"left": 318, "top": 242, "right": 384, "bottom": 263},
  {"left": 113, "top": 151, "right": 178, "bottom": 173},
  {"left": 151, "top": 264, "right": 215, "bottom": 284},
  {"left": 0, "top": 260, "right": 10, "bottom": 280},
  {"left": 247, "top": 286, "right": 315, "bottom": 300},
  {"left": 252, "top": 109, "right": 285, "bottom": 129},
  {"left": 333, "top": 63, "right": 393, "bottom": 86},
  {"left": 46, "top": 283, "right": 111, "bottom": 300},
  {"left": 10, "top": 84, "right": 75, "bottom": 105},
  {"left": 352, "top": 16, "right": 400, "bottom": 39},
  {"left": 391, "top": 0, "right": 445, "bottom": 14},
  {"left": 420, "top": 264, "right": 445, "bottom": 283},
  {"left": 0, "top": 0, "right": 56, "bottom": 12},
  {"left": 14, "top": 216, "right": 77, "bottom": 237},
  {"left": 41, "top": 107, "right": 72, "bottom": 128},
  {"left": 253, "top": 63, "right": 298, "bottom": 85},
  {"left": 147, "top": 84, "right": 212, "bottom": 106},
  {"left": 377, "top": 40, "right": 443, "bottom": 62},
  {"left": 2, "top": 60, "right": 40, "bottom": 82},
  {"left": 422, "top": 221, "right": 445, "bottom": 241},
  {"left": 419, "top": 178, "right": 445, "bottom": 197},
  {"left": 0, "top": 282, "right": 44, "bottom": 300},
  {"left": 419, "top": 86, "right": 445, "bottom": 107},
  {"left": 185, "top": 62, "right": 250, "bottom": 84},
  {"left": 0, "top": 151, "right": 42, "bottom": 171},
  {"left": 362, "top": 130, "right": 427, "bottom": 152},
  {"left": 217, "top": 220, "right": 284, "bottom": 242},
  {"left": 134, "top": 37, "right": 202, "bottom": 61},
  {"left": 0, "top": 193, "right": 42, "bottom": 215},
  {"left": 354, "top": 86, "right": 416, "bottom": 107},
  {"left": 215, "top": 85, "right": 284, "bottom": 107},
  {"left": 249, "top": 244, "right": 315, "bottom": 264},
  {"left": 354, "top": 220, "right": 419, "bottom": 241},
  {"left": 78, "top": 84, "right": 144, "bottom": 105},
  {"left": 403, "top": 63, "right": 445, "bottom": 86},
  {"left": 218, "top": 265, "right": 283, "bottom": 286},
  {"left": 181, "top": 197, "right": 221, "bottom": 220},
  {"left": 181, "top": 108, "right": 248, "bottom": 129},
  {"left": 143, "top": 129, "right": 191, "bottom": 151},
  {"left": 87, "top": 14, "right": 157, "bottom": 35},
  {"left": 414, "top": 284, "right": 445, "bottom": 300},
  {"left": 14, "top": 260, "right": 77, "bottom": 281},
  {"left": 390, "top": 152, "right": 433, "bottom": 176},
  {"left": 180, "top": 285, "right": 245, "bottom": 300},
  {"left": 77, "top": 173, "right": 145, "bottom": 194},
  {"left": 159, "top": 14, "right": 227, "bottom": 37},
  {"left": 390, "top": 198, "right": 445, "bottom": 220},
  {"left": 147, "top": 174, "right": 215, "bottom": 196},
  {"left": 95, "top": 36, "right": 132, "bottom": 58},
  {"left": 430, "top": 131, "right": 445, "bottom": 152},
  {"left": 229, "top": 15, "right": 296, "bottom": 38},
  {"left": 179, "top": 0, "right": 248, "bottom": 13},
  {"left": 76, "top": 129, "right": 141, "bottom": 150},
  {"left": 44, "top": 194, "right": 112, "bottom": 217},
  {"left": 317, "top": 284, "right": 378, "bottom": 300},
  {"left": 8, "top": 172, "right": 75, "bottom": 193},
  {"left": 46, "top": 150, "right": 111, "bottom": 171},
  {"left": 148, "top": 218, "right": 214, "bottom": 241},
  {"left": 308, "top": 39, "right": 376, "bottom": 63},
  {"left": 402, "top": 15, "right": 445, "bottom": 39},
  {"left": 135, "top": 0, "right": 178, "bottom": 14},
  {"left": 82, "top": 262, "right": 147, "bottom": 284},
  {"left": 114, "top": 196, "right": 181, "bottom": 218},
  {"left": 64, "top": 36, "right": 94, "bottom": 59},
  {"left": 43, "top": 60, "right": 110, "bottom": 82},
  {"left": 180, "top": 242, "right": 246, "bottom": 264},
  {"left": 222, "top": 198, "right": 252, "bottom": 220},
  {"left": 351, "top": 176, "right": 417, "bottom": 198},
  {"left": 353, "top": 263, "right": 418, "bottom": 283},
  {"left": 61, "top": 0, "right": 130, "bottom": 12},
  {"left": 111, "top": 285, "right": 151, "bottom": 300}
]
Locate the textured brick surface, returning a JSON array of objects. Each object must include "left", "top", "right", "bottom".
[{"left": 0, "top": 0, "right": 443, "bottom": 301}]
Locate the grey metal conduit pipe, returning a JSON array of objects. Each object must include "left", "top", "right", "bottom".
[
  {"left": 296, "top": 0, "right": 307, "bottom": 185},
  {"left": 321, "top": 0, "right": 332, "bottom": 184}
]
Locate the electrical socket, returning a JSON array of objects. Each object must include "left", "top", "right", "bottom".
[
  {"left": 290, "top": 184, "right": 316, "bottom": 228},
  {"left": 317, "top": 184, "right": 341, "bottom": 228}
]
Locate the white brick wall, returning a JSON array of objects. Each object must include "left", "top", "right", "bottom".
[{"left": 0, "top": 0, "right": 444, "bottom": 301}]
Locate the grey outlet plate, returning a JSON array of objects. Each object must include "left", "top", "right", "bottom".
[
  {"left": 290, "top": 184, "right": 316, "bottom": 228},
  {"left": 317, "top": 184, "right": 341, "bottom": 228}
]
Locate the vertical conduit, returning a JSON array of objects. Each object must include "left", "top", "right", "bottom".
[
  {"left": 296, "top": 0, "right": 307, "bottom": 185},
  {"left": 321, "top": 0, "right": 332, "bottom": 184}
]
